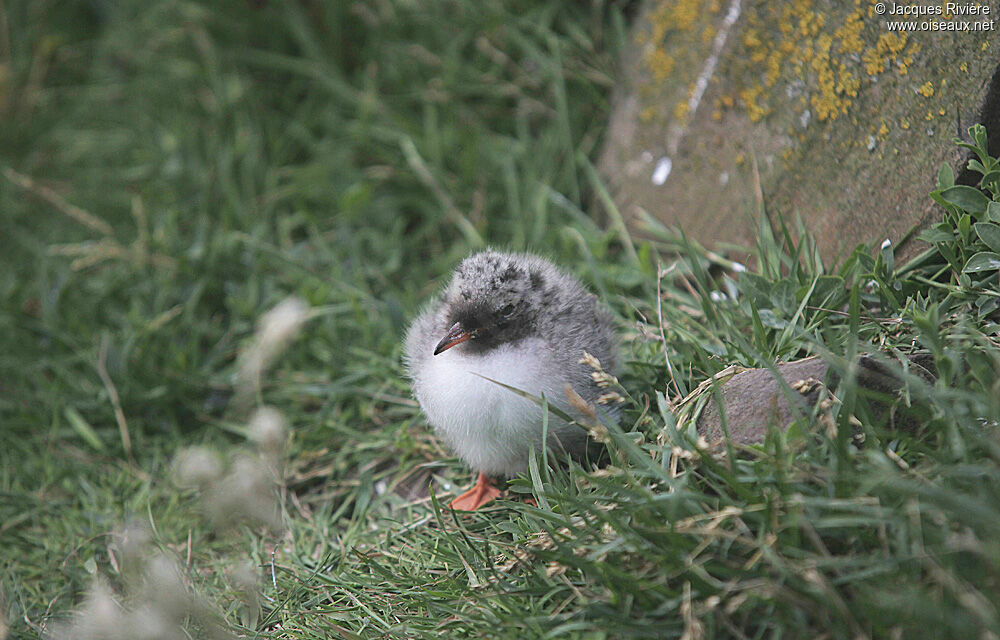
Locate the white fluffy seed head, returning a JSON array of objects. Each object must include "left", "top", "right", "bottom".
[
  {"left": 172, "top": 447, "right": 223, "bottom": 489},
  {"left": 237, "top": 296, "right": 309, "bottom": 394},
  {"left": 125, "top": 604, "right": 182, "bottom": 640},
  {"left": 257, "top": 297, "right": 309, "bottom": 350},
  {"left": 248, "top": 406, "right": 287, "bottom": 456},
  {"left": 56, "top": 581, "right": 124, "bottom": 640},
  {"left": 114, "top": 520, "right": 153, "bottom": 584},
  {"left": 142, "top": 554, "right": 188, "bottom": 612},
  {"left": 228, "top": 559, "right": 259, "bottom": 593},
  {"left": 202, "top": 454, "right": 282, "bottom": 532}
]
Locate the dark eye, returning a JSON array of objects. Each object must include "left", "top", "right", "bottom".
[{"left": 498, "top": 304, "right": 515, "bottom": 318}]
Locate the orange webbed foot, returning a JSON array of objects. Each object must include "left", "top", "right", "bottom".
[{"left": 449, "top": 472, "right": 502, "bottom": 510}]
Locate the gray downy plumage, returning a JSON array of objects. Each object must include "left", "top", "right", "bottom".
[{"left": 404, "top": 250, "right": 618, "bottom": 477}]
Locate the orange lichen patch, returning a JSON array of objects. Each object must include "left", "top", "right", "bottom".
[
  {"left": 811, "top": 59, "right": 840, "bottom": 121},
  {"left": 878, "top": 121, "right": 889, "bottom": 137},
  {"left": 862, "top": 48, "right": 887, "bottom": 76},
  {"left": 641, "top": 0, "right": 726, "bottom": 126},
  {"left": 837, "top": 67, "right": 860, "bottom": 98},
  {"left": 638, "top": 0, "right": 974, "bottom": 132},
  {"left": 863, "top": 33, "right": 909, "bottom": 76},
  {"left": 764, "top": 52, "right": 782, "bottom": 87},
  {"left": 701, "top": 24, "right": 717, "bottom": 44},
  {"left": 833, "top": 4, "right": 865, "bottom": 54},
  {"left": 644, "top": 0, "right": 712, "bottom": 49},
  {"left": 674, "top": 99, "right": 691, "bottom": 121},
  {"left": 722, "top": 1, "right": 892, "bottom": 124},
  {"left": 640, "top": 105, "right": 659, "bottom": 123},
  {"left": 648, "top": 49, "right": 676, "bottom": 83},
  {"left": 746, "top": 31, "right": 767, "bottom": 62},
  {"left": 739, "top": 85, "right": 769, "bottom": 122}
]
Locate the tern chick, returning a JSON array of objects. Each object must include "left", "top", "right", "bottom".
[{"left": 404, "top": 250, "right": 617, "bottom": 509}]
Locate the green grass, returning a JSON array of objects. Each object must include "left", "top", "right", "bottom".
[{"left": 3, "top": 1, "right": 1000, "bottom": 638}]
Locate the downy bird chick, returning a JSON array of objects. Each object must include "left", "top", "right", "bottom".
[{"left": 405, "top": 250, "right": 617, "bottom": 509}]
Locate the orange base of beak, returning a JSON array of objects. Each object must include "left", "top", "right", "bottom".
[{"left": 449, "top": 472, "right": 502, "bottom": 510}]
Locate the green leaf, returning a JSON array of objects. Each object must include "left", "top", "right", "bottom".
[
  {"left": 974, "top": 222, "right": 1000, "bottom": 253},
  {"left": 976, "top": 295, "right": 1000, "bottom": 318},
  {"left": 805, "top": 275, "right": 846, "bottom": 308},
  {"left": 973, "top": 123, "right": 988, "bottom": 155},
  {"left": 969, "top": 159, "right": 988, "bottom": 175},
  {"left": 64, "top": 406, "right": 106, "bottom": 451},
  {"left": 988, "top": 201, "right": 1000, "bottom": 223},
  {"left": 962, "top": 251, "right": 1000, "bottom": 273},
  {"left": 958, "top": 213, "right": 971, "bottom": 241},
  {"left": 937, "top": 163, "right": 954, "bottom": 189},
  {"left": 879, "top": 238, "right": 895, "bottom": 275},
  {"left": 918, "top": 225, "right": 954, "bottom": 244},
  {"left": 939, "top": 185, "right": 989, "bottom": 216},
  {"left": 980, "top": 169, "right": 1000, "bottom": 191},
  {"left": 757, "top": 308, "right": 788, "bottom": 330}
]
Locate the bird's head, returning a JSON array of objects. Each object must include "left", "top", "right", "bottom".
[{"left": 433, "top": 251, "right": 547, "bottom": 355}]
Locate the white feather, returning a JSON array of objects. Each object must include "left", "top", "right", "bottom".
[{"left": 411, "top": 337, "right": 586, "bottom": 476}]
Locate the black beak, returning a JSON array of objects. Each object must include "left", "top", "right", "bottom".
[{"left": 434, "top": 321, "right": 479, "bottom": 355}]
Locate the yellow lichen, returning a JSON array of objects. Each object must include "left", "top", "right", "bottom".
[
  {"left": 638, "top": 0, "right": 974, "bottom": 130},
  {"left": 647, "top": 49, "right": 676, "bottom": 83},
  {"left": 739, "top": 85, "right": 769, "bottom": 122},
  {"left": 862, "top": 48, "right": 886, "bottom": 75},
  {"left": 837, "top": 66, "right": 859, "bottom": 98},
  {"left": 640, "top": 105, "right": 659, "bottom": 123},
  {"left": 863, "top": 32, "right": 909, "bottom": 76},
  {"left": 764, "top": 51, "right": 782, "bottom": 87},
  {"left": 664, "top": 0, "right": 702, "bottom": 31},
  {"left": 674, "top": 100, "right": 690, "bottom": 121},
  {"left": 833, "top": 7, "right": 865, "bottom": 54}
]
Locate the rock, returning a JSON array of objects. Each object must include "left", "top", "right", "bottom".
[
  {"left": 697, "top": 354, "right": 936, "bottom": 444},
  {"left": 599, "top": 0, "right": 1000, "bottom": 263},
  {"left": 697, "top": 357, "right": 828, "bottom": 444}
]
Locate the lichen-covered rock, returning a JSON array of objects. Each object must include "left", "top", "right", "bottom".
[{"left": 600, "top": 0, "right": 999, "bottom": 262}]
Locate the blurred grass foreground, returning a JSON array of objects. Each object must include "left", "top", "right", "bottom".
[{"left": 3, "top": 1, "right": 1000, "bottom": 639}]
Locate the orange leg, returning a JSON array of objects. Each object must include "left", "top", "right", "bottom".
[{"left": 449, "top": 472, "right": 502, "bottom": 510}]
